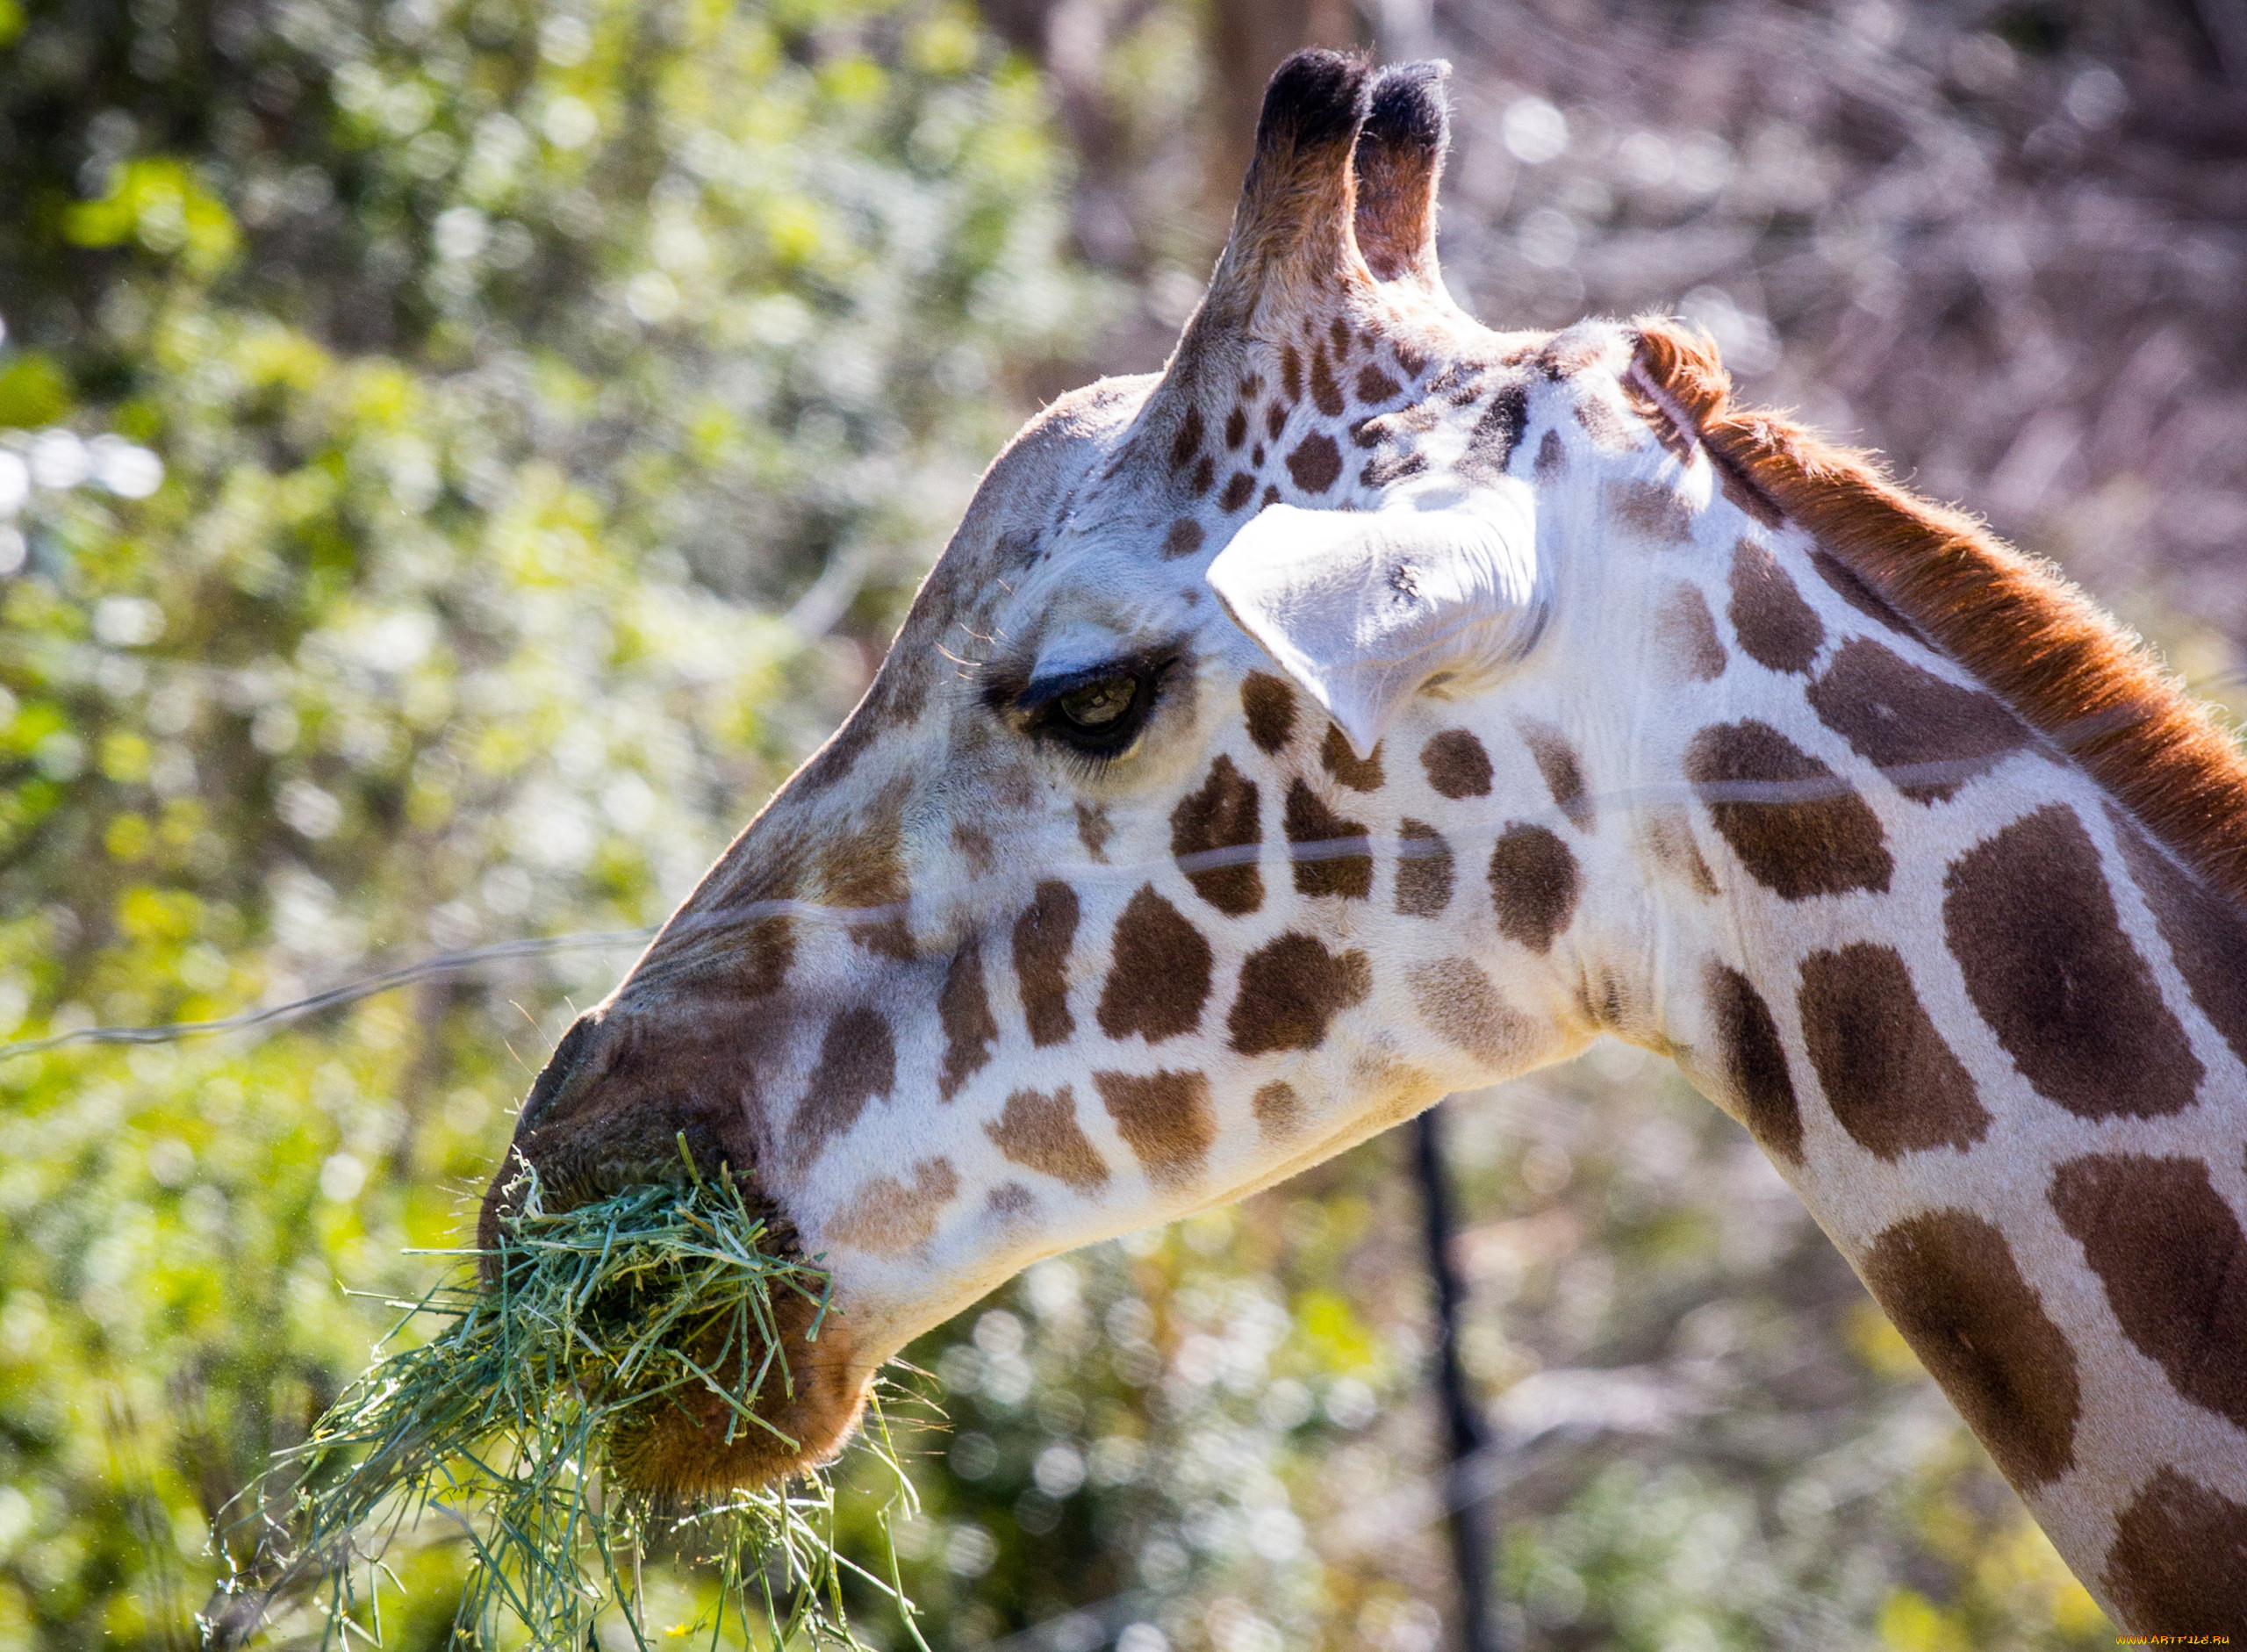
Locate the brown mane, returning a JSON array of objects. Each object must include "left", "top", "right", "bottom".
[{"left": 1633, "top": 316, "right": 2247, "bottom": 909}]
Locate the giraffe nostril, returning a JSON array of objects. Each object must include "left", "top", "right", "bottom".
[{"left": 519, "top": 1013, "right": 599, "bottom": 1133}]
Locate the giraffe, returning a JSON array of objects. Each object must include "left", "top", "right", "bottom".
[{"left": 485, "top": 52, "right": 2247, "bottom": 1631}]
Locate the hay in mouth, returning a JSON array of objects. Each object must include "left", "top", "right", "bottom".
[{"left": 213, "top": 1144, "right": 920, "bottom": 1649}]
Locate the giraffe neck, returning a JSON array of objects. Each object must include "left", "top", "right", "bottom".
[{"left": 1597, "top": 490, "right": 2247, "bottom": 1628}]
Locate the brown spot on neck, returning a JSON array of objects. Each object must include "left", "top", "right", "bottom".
[
  {"left": 1857, "top": 1210, "right": 2079, "bottom": 1490},
  {"left": 1684, "top": 720, "right": 1892, "bottom": 900},
  {"left": 1162, "top": 519, "right": 1206, "bottom": 560},
  {"left": 1943, "top": 805, "right": 2200, "bottom": 1118},
  {"left": 1607, "top": 478, "right": 1695, "bottom": 546},
  {"left": 1655, "top": 584, "right": 1727, "bottom": 685},
  {"left": 2101, "top": 1469, "right": 2247, "bottom": 1632},
  {"left": 1705, "top": 962, "right": 1802, "bottom": 1162},
  {"left": 1727, "top": 538, "right": 1825, "bottom": 675},
  {"left": 2050, "top": 1152, "right": 2247, "bottom": 1428},
  {"left": 1807, "top": 639, "right": 2028, "bottom": 804},
  {"left": 2112, "top": 819, "right": 2247, "bottom": 1070},
  {"left": 1797, "top": 944, "right": 1990, "bottom": 1158}
]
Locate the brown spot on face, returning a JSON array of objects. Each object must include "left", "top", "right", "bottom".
[
  {"left": 987, "top": 1181, "right": 1035, "bottom": 1220},
  {"left": 1809, "top": 548, "right": 1917, "bottom": 639},
  {"left": 1393, "top": 339, "right": 1426, "bottom": 377},
  {"left": 1858, "top": 1210, "right": 2080, "bottom": 1489},
  {"left": 821, "top": 822, "right": 914, "bottom": 959},
  {"left": 1219, "top": 471, "right": 1255, "bottom": 513},
  {"left": 1656, "top": 584, "right": 1727, "bottom": 684},
  {"left": 1095, "top": 1068, "right": 1214, "bottom": 1190},
  {"left": 1727, "top": 538, "right": 1826, "bottom": 675},
  {"left": 985, "top": 1086, "right": 1108, "bottom": 1193},
  {"left": 1162, "top": 519, "right": 1206, "bottom": 560},
  {"left": 1241, "top": 672, "right": 1296, "bottom": 754},
  {"left": 1171, "top": 755, "right": 1263, "bottom": 916},
  {"left": 787, "top": 1007, "right": 896, "bottom": 1168},
  {"left": 1798, "top": 944, "right": 1991, "bottom": 1158},
  {"left": 1012, "top": 880, "right": 1080, "bottom": 1048},
  {"left": 1279, "top": 344, "right": 1302, "bottom": 403},
  {"left": 1355, "top": 364, "right": 1400, "bottom": 403},
  {"left": 2112, "top": 820, "right": 2247, "bottom": 1069},
  {"left": 1518, "top": 721, "right": 1592, "bottom": 830},
  {"left": 1420, "top": 729, "right": 1492, "bottom": 800},
  {"left": 1252, "top": 442, "right": 1267, "bottom": 467},
  {"left": 1409, "top": 959, "right": 1536, "bottom": 1068},
  {"left": 1808, "top": 638, "right": 2029, "bottom": 803},
  {"left": 1360, "top": 450, "right": 1426, "bottom": 489},
  {"left": 1228, "top": 933, "right": 1372, "bottom": 1055},
  {"left": 1287, "top": 432, "right": 1343, "bottom": 494},
  {"left": 1685, "top": 721, "right": 1893, "bottom": 900},
  {"left": 828, "top": 1157, "right": 958, "bottom": 1256},
  {"left": 1074, "top": 802, "right": 1111, "bottom": 864},
  {"left": 1705, "top": 963, "right": 1802, "bottom": 1161},
  {"left": 1168, "top": 406, "right": 1204, "bottom": 472},
  {"left": 1309, "top": 343, "right": 1345, "bottom": 417},
  {"left": 1189, "top": 454, "right": 1215, "bottom": 495},
  {"left": 1253, "top": 1081, "right": 1303, "bottom": 1138},
  {"left": 2101, "top": 1469, "right": 2247, "bottom": 1633},
  {"left": 1320, "top": 725, "right": 1384, "bottom": 791},
  {"left": 1534, "top": 427, "right": 1565, "bottom": 480},
  {"left": 1396, "top": 818, "right": 1454, "bottom": 916},
  {"left": 1265, "top": 400, "right": 1287, "bottom": 441},
  {"left": 1329, "top": 316, "right": 1350, "bottom": 356},
  {"left": 937, "top": 939, "right": 998, "bottom": 1102},
  {"left": 1224, "top": 406, "right": 1247, "bottom": 449},
  {"left": 1488, "top": 823, "right": 1581, "bottom": 953},
  {"left": 1943, "top": 806, "right": 2201, "bottom": 1117},
  {"left": 1609, "top": 478, "right": 1695, "bottom": 545},
  {"left": 1098, "top": 886, "right": 1213, "bottom": 1043},
  {"left": 2050, "top": 1153, "right": 2247, "bottom": 1428},
  {"left": 1261, "top": 485, "right": 1281, "bottom": 508},
  {"left": 1284, "top": 780, "right": 1371, "bottom": 899}
]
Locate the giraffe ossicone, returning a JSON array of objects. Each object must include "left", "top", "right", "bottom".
[{"left": 484, "top": 49, "right": 2247, "bottom": 1632}]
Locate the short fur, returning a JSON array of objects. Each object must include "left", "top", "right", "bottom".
[{"left": 1633, "top": 317, "right": 2247, "bottom": 909}]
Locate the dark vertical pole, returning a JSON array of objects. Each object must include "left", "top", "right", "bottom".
[{"left": 1412, "top": 1104, "right": 1502, "bottom": 1652}]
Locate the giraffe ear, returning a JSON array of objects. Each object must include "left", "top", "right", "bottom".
[{"left": 1206, "top": 485, "right": 1547, "bottom": 758}]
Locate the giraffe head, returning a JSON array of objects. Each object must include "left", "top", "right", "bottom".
[{"left": 484, "top": 51, "right": 1682, "bottom": 1492}]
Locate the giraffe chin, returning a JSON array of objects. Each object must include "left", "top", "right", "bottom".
[{"left": 603, "top": 1301, "right": 872, "bottom": 1499}]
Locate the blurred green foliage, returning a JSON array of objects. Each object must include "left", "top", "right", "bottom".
[{"left": 0, "top": 0, "right": 2134, "bottom": 1644}]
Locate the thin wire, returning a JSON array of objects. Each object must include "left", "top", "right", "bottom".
[{"left": 5, "top": 659, "right": 2242, "bottom": 1064}]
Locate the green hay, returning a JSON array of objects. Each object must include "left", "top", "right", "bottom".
[{"left": 215, "top": 1144, "right": 926, "bottom": 1650}]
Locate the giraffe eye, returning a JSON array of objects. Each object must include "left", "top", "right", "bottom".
[
  {"left": 1017, "top": 654, "right": 1175, "bottom": 760},
  {"left": 1055, "top": 673, "right": 1138, "bottom": 731}
]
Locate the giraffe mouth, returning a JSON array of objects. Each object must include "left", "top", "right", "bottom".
[{"left": 475, "top": 1105, "right": 873, "bottom": 1496}]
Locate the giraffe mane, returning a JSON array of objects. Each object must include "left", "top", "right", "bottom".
[{"left": 1633, "top": 314, "right": 2247, "bottom": 910}]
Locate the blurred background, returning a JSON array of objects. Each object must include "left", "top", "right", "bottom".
[{"left": 3, "top": 0, "right": 2243, "bottom": 1645}]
